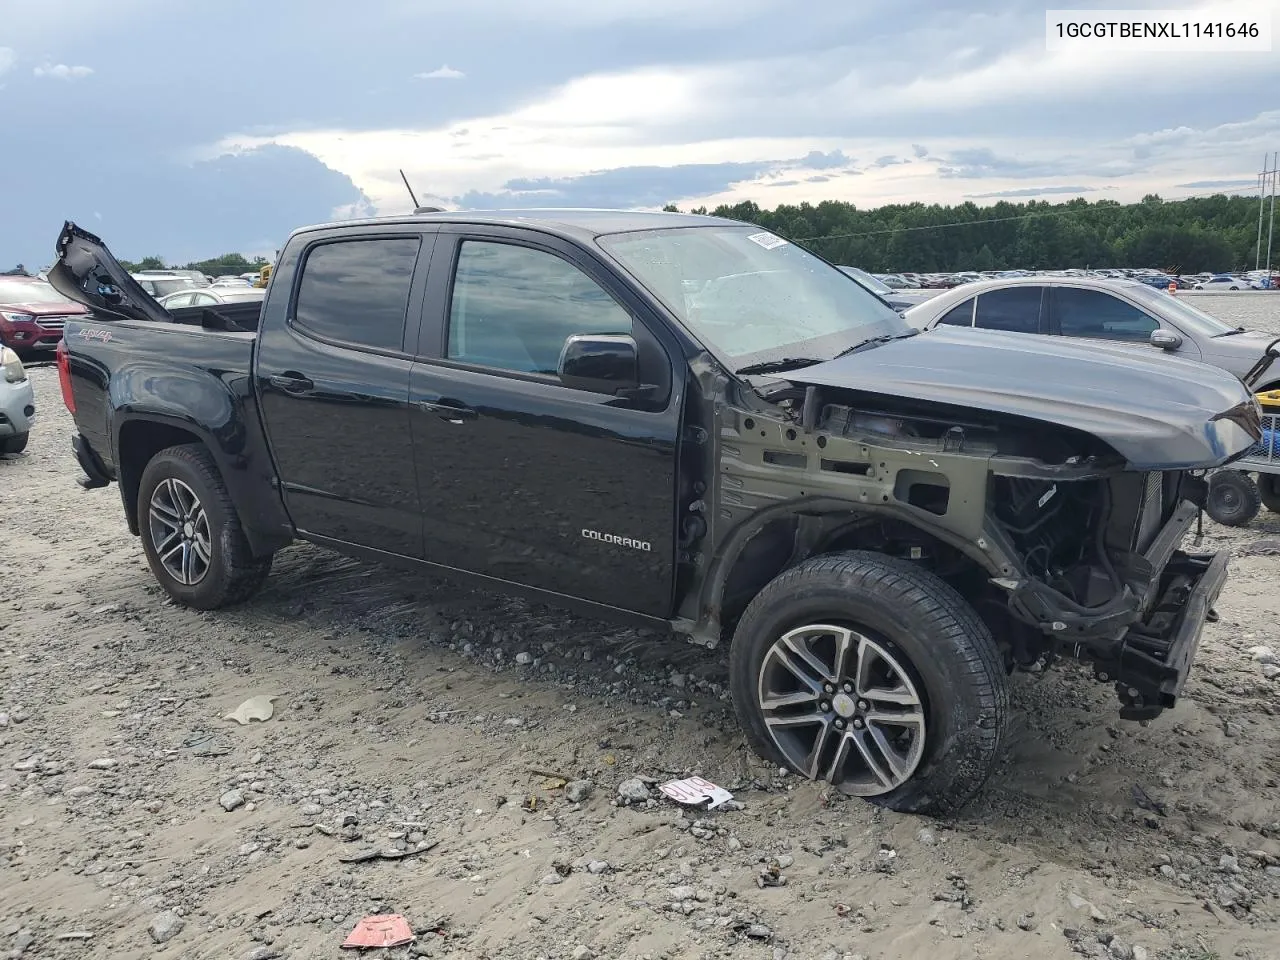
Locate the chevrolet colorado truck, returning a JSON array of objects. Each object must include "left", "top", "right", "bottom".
[{"left": 49, "top": 213, "right": 1262, "bottom": 814}]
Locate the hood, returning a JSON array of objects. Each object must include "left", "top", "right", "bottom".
[
  {"left": 785, "top": 327, "right": 1260, "bottom": 470},
  {"left": 884, "top": 290, "right": 939, "bottom": 311},
  {"left": 1199, "top": 329, "right": 1278, "bottom": 366},
  {"left": 46, "top": 221, "right": 173, "bottom": 325},
  {"left": 0, "top": 299, "right": 88, "bottom": 318}
]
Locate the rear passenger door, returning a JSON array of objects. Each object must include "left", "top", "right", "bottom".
[
  {"left": 256, "top": 228, "right": 435, "bottom": 558},
  {"left": 408, "top": 227, "right": 683, "bottom": 617}
]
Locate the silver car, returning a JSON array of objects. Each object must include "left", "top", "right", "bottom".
[
  {"left": 0, "top": 346, "right": 35, "bottom": 454},
  {"left": 902, "top": 276, "right": 1280, "bottom": 392}
]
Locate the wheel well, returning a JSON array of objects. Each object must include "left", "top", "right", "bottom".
[
  {"left": 117, "top": 421, "right": 205, "bottom": 535},
  {"left": 717, "top": 513, "right": 996, "bottom": 640}
]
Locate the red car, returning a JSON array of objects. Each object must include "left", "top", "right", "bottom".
[{"left": 0, "top": 276, "right": 88, "bottom": 356}]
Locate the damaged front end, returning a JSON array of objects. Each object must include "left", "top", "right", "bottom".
[{"left": 675, "top": 358, "right": 1259, "bottom": 722}]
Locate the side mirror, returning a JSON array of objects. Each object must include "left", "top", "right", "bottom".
[
  {"left": 1150, "top": 328, "right": 1182, "bottom": 350},
  {"left": 557, "top": 333, "right": 640, "bottom": 394}
]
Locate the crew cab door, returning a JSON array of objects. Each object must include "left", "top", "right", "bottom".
[
  {"left": 408, "top": 226, "right": 682, "bottom": 616},
  {"left": 255, "top": 227, "right": 435, "bottom": 558}
]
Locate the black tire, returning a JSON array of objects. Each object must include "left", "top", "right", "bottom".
[
  {"left": 137, "top": 444, "right": 272, "bottom": 609},
  {"left": 1205, "top": 470, "right": 1261, "bottom": 527},
  {"left": 729, "top": 550, "right": 1008, "bottom": 816},
  {"left": 1259, "top": 474, "right": 1280, "bottom": 513},
  {"left": 0, "top": 432, "right": 29, "bottom": 454}
]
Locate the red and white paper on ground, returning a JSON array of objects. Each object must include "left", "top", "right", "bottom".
[{"left": 340, "top": 914, "right": 415, "bottom": 950}]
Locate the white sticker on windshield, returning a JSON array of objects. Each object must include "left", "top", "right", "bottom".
[{"left": 746, "top": 231, "right": 788, "bottom": 250}]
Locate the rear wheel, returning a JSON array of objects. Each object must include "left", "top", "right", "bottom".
[
  {"left": 138, "top": 444, "right": 272, "bottom": 609},
  {"left": 1259, "top": 474, "right": 1280, "bottom": 513},
  {"left": 0, "top": 433, "right": 29, "bottom": 454},
  {"left": 729, "top": 550, "right": 1009, "bottom": 816},
  {"left": 1205, "top": 470, "right": 1261, "bottom": 527}
]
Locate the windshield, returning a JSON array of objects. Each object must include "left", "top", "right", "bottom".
[
  {"left": 0, "top": 279, "right": 73, "bottom": 305},
  {"left": 598, "top": 226, "right": 907, "bottom": 364},
  {"left": 1126, "top": 285, "right": 1237, "bottom": 336},
  {"left": 837, "top": 265, "right": 893, "bottom": 295}
]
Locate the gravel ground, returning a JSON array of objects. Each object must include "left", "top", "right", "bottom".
[{"left": 2, "top": 296, "right": 1279, "bottom": 960}]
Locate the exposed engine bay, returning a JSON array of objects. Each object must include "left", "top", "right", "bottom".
[{"left": 674, "top": 370, "right": 1229, "bottom": 721}]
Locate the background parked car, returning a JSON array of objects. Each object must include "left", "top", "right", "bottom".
[
  {"left": 1195, "top": 274, "right": 1245, "bottom": 290},
  {"left": 0, "top": 345, "right": 35, "bottom": 454},
  {"left": 837, "top": 266, "right": 938, "bottom": 312},
  {"left": 132, "top": 274, "right": 198, "bottom": 299},
  {"left": 0, "top": 275, "right": 88, "bottom": 357},
  {"left": 902, "top": 275, "right": 1280, "bottom": 390},
  {"left": 157, "top": 287, "right": 266, "bottom": 309}
]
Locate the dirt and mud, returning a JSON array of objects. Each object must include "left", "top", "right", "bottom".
[{"left": 2, "top": 295, "right": 1278, "bottom": 960}]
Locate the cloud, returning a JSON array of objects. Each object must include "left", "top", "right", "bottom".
[
  {"left": 0, "top": 48, "right": 14, "bottom": 76},
  {"left": 33, "top": 62, "right": 93, "bottom": 80},
  {"left": 872, "top": 155, "right": 907, "bottom": 167},
  {"left": 457, "top": 159, "right": 779, "bottom": 209},
  {"left": 1173, "top": 178, "right": 1261, "bottom": 189},
  {"left": 797, "top": 149, "right": 853, "bottom": 170},
  {"left": 911, "top": 143, "right": 928, "bottom": 158},
  {"left": 413, "top": 65, "right": 465, "bottom": 80},
  {"left": 963, "top": 185, "right": 1097, "bottom": 199}
]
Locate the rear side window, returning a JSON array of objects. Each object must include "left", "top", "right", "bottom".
[
  {"left": 973, "top": 287, "right": 1043, "bottom": 333},
  {"left": 936, "top": 300, "right": 974, "bottom": 326},
  {"left": 294, "top": 238, "right": 420, "bottom": 351}
]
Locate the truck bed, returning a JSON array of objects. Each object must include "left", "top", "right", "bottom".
[{"left": 165, "top": 300, "right": 263, "bottom": 333}]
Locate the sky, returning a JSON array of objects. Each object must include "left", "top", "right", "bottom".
[{"left": 1, "top": 0, "right": 1278, "bottom": 267}]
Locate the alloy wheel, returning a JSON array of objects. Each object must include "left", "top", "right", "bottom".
[
  {"left": 148, "top": 477, "right": 212, "bottom": 586},
  {"left": 757, "top": 623, "right": 927, "bottom": 795}
]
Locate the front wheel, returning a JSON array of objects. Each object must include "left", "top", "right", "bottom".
[
  {"left": 1205, "top": 470, "right": 1261, "bottom": 527},
  {"left": 0, "top": 432, "right": 29, "bottom": 454},
  {"left": 137, "top": 444, "right": 273, "bottom": 609},
  {"left": 729, "top": 551, "right": 1009, "bottom": 816}
]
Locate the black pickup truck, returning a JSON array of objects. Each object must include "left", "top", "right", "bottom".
[{"left": 50, "top": 213, "right": 1261, "bottom": 814}]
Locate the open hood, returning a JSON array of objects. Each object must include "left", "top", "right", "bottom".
[
  {"left": 785, "top": 326, "right": 1260, "bottom": 470},
  {"left": 47, "top": 221, "right": 172, "bottom": 325}
]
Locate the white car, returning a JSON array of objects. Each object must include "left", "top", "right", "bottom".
[
  {"left": 1193, "top": 275, "right": 1245, "bottom": 290},
  {"left": 902, "top": 275, "right": 1280, "bottom": 391},
  {"left": 157, "top": 287, "right": 265, "bottom": 309},
  {"left": 0, "top": 346, "right": 35, "bottom": 454}
]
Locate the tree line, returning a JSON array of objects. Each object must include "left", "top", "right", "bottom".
[
  {"left": 664, "top": 192, "right": 1269, "bottom": 273},
  {"left": 118, "top": 252, "right": 270, "bottom": 277},
  {"left": 31, "top": 191, "right": 1265, "bottom": 280}
]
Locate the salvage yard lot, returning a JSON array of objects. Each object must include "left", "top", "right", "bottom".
[{"left": 2, "top": 295, "right": 1278, "bottom": 960}]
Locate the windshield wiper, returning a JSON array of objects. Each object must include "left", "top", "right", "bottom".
[
  {"left": 1213, "top": 326, "right": 1247, "bottom": 337},
  {"left": 829, "top": 330, "right": 919, "bottom": 360},
  {"left": 734, "top": 357, "right": 825, "bottom": 376}
]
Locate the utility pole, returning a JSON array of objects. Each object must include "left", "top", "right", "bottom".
[
  {"left": 1268, "top": 151, "right": 1278, "bottom": 275},
  {"left": 1257, "top": 158, "right": 1268, "bottom": 270}
]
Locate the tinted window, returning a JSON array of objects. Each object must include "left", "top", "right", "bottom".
[
  {"left": 936, "top": 300, "right": 973, "bottom": 326},
  {"left": 973, "top": 287, "right": 1043, "bottom": 333},
  {"left": 447, "top": 240, "right": 631, "bottom": 375},
  {"left": 294, "top": 238, "right": 419, "bottom": 351},
  {"left": 1055, "top": 288, "right": 1159, "bottom": 342}
]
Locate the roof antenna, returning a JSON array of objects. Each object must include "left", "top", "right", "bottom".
[
  {"left": 400, "top": 168, "right": 444, "bottom": 215},
  {"left": 399, "top": 168, "right": 420, "bottom": 208}
]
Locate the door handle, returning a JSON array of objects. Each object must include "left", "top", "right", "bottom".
[
  {"left": 270, "top": 373, "right": 314, "bottom": 393},
  {"left": 414, "top": 399, "right": 477, "bottom": 423}
]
